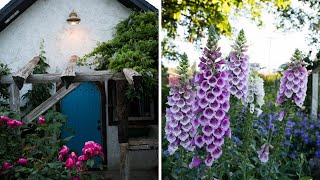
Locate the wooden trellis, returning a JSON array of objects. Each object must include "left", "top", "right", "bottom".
[{"left": 0, "top": 56, "right": 158, "bottom": 180}]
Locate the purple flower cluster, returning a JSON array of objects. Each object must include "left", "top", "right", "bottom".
[
  {"left": 165, "top": 80, "right": 197, "bottom": 155},
  {"left": 192, "top": 46, "right": 231, "bottom": 167},
  {"left": 227, "top": 30, "right": 249, "bottom": 99},
  {"left": 284, "top": 111, "right": 320, "bottom": 158},
  {"left": 276, "top": 63, "right": 308, "bottom": 108},
  {"left": 255, "top": 105, "right": 320, "bottom": 160}
]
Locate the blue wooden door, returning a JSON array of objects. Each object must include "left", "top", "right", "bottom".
[{"left": 61, "top": 82, "right": 103, "bottom": 164}]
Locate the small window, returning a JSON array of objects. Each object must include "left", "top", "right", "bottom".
[{"left": 108, "top": 80, "right": 158, "bottom": 126}]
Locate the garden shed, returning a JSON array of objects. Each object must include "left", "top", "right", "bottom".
[{"left": 0, "top": 0, "right": 158, "bottom": 178}]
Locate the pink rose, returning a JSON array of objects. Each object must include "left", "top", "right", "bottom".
[
  {"left": 17, "top": 158, "right": 28, "bottom": 165},
  {"left": 65, "top": 158, "right": 75, "bottom": 169},
  {"left": 78, "top": 155, "right": 87, "bottom": 161},
  {"left": 69, "top": 152, "right": 77, "bottom": 160},
  {"left": 83, "top": 141, "right": 103, "bottom": 158},
  {"left": 7, "top": 120, "right": 17, "bottom": 128},
  {"left": 2, "top": 162, "right": 12, "bottom": 171},
  {"left": 6, "top": 119, "right": 23, "bottom": 128},
  {"left": 83, "top": 148, "right": 94, "bottom": 159},
  {"left": 71, "top": 176, "right": 80, "bottom": 180},
  {"left": 76, "top": 161, "right": 82, "bottom": 167},
  {"left": 38, "top": 116, "right": 45, "bottom": 124},
  {"left": 58, "top": 154, "right": 64, "bottom": 161},
  {"left": 59, "top": 145, "right": 70, "bottom": 156},
  {"left": 16, "top": 121, "right": 23, "bottom": 127},
  {"left": 0, "top": 116, "right": 9, "bottom": 122}
]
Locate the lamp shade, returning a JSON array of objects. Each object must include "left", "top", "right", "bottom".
[{"left": 67, "top": 10, "right": 80, "bottom": 25}]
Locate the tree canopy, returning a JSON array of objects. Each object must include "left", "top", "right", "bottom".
[{"left": 162, "top": 0, "right": 291, "bottom": 41}]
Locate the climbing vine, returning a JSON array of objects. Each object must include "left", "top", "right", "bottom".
[
  {"left": 79, "top": 12, "right": 158, "bottom": 100},
  {"left": 0, "top": 62, "right": 10, "bottom": 105},
  {"left": 22, "top": 40, "right": 53, "bottom": 110}
]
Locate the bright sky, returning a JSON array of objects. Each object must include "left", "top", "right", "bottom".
[
  {"left": 146, "top": 0, "right": 160, "bottom": 9},
  {"left": 0, "top": 0, "right": 10, "bottom": 9},
  {"left": 162, "top": 2, "right": 316, "bottom": 74}
]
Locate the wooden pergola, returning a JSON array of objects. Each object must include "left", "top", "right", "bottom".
[{"left": 0, "top": 56, "right": 158, "bottom": 180}]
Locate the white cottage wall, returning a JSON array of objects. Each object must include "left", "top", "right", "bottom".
[{"left": 0, "top": 0, "right": 157, "bottom": 170}]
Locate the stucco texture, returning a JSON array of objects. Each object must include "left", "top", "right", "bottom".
[{"left": 0, "top": 0, "right": 158, "bottom": 170}]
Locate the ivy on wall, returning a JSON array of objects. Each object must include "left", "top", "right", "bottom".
[
  {"left": 22, "top": 40, "right": 53, "bottom": 111},
  {"left": 79, "top": 12, "right": 158, "bottom": 100}
]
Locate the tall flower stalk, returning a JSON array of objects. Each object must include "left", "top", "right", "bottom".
[
  {"left": 191, "top": 26, "right": 231, "bottom": 167},
  {"left": 227, "top": 30, "right": 250, "bottom": 100},
  {"left": 165, "top": 53, "right": 196, "bottom": 155},
  {"left": 273, "top": 49, "right": 308, "bottom": 159},
  {"left": 276, "top": 49, "right": 308, "bottom": 108}
]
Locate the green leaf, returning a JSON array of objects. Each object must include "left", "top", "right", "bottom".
[{"left": 63, "top": 136, "right": 74, "bottom": 142}]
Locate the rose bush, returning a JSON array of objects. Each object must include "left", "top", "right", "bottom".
[{"left": 0, "top": 109, "right": 104, "bottom": 179}]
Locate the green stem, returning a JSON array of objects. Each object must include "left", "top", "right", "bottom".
[
  {"left": 179, "top": 148, "right": 183, "bottom": 180},
  {"left": 208, "top": 166, "right": 212, "bottom": 180}
]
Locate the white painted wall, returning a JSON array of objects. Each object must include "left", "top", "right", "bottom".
[{"left": 0, "top": 0, "right": 158, "bottom": 170}]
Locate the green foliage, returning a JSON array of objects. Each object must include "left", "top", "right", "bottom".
[
  {"left": 291, "top": 49, "right": 304, "bottom": 62},
  {"left": 22, "top": 40, "right": 53, "bottom": 110},
  {"left": 234, "top": 29, "right": 247, "bottom": 49},
  {"left": 162, "top": 64, "right": 170, "bottom": 112},
  {"left": 162, "top": 0, "right": 290, "bottom": 41},
  {"left": 0, "top": 62, "right": 10, "bottom": 105},
  {"left": 80, "top": 12, "right": 158, "bottom": 100},
  {"left": 177, "top": 53, "right": 190, "bottom": 82},
  {"left": 206, "top": 25, "right": 220, "bottom": 49}
]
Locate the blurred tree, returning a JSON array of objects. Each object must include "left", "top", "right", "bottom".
[
  {"left": 162, "top": 0, "right": 291, "bottom": 41},
  {"left": 161, "top": 64, "right": 169, "bottom": 112}
]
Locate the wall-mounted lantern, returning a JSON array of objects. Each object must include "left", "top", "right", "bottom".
[{"left": 66, "top": 10, "right": 80, "bottom": 25}]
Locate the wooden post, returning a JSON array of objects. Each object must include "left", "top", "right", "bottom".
[
  {"left": 116, "top": 73, "right": 129, "bottom": 180},
  {"left": 312, "top": 70, "right": 319, "bottom": 116},
  {"left": 116, "top": 76, "right": 129, "bottom": 143},
  {"left": 9, "top": 84, "right": 20, "bottom": 113},
  {"left": 120, "top": 143, "right": 129, "bottom": 180},
  {"left": 12, "top": 56, "right": 40, "bottom": 90},
  {"left": 61, "top": 55, "right": 78, "bottom": 89}
]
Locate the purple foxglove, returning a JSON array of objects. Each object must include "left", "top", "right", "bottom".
[
  {"left": 276, "top": 49, "right": 308, "bottom": 108},
  {"left": 227, "top": 30, "right": 249, "bottom": 100},
  {"left": 278, "top": 111, "right": 285, "bottom": 121},
  {"left": 165, "top": 57, "right": 196, "bottom": 155},
  {"left": 189, "top": 157, "right": 202, "bottom": 169},
  {"left": 192, "top": 37, "right": 231, "bottom": 166},
  {"left": 257, "top": 143, "right": 272, "bottom": 163},
  {"left": 193, "top": 44, "right": 231, "bottom": 166}
]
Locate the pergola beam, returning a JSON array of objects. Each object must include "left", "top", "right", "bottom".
[
  {"left": 12, "top": 56, "right": 40, "bottom": 90},
  {"left": 1, "top": 71, "right": 124, "bottom": 84}
]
